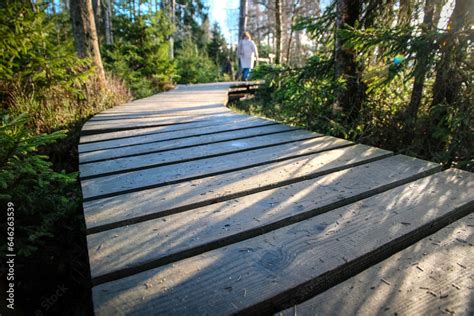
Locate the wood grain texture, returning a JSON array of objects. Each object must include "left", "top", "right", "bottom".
[
  {"left": 79, "top": 124, "right": 296, "bottom": 163},
  {"left": 87, "top": 155, "right": 440, "bottom": 282},
  {"left": 83, "top": 144, "right": 390, "bottom": 231},
  {"left": 78, "top": 118, "right": 276, "bottom": 153},
  {"left": 80, "top": 136, "right": 352, "bottom": 200},
  {"left": 80, "top": 114, "right": 247, "bottom": 143},
  {"left": 80, "top": 83, "right": 474, "bottom": 316},
  {"left": 79, "top": 129, "right": 318, "bottom": 178},
  {"left": 91, "top": 169, "right": 474, "bottom": 315},
  {"left": 277, "top": 214, "right": 474, "bottom": 316}
]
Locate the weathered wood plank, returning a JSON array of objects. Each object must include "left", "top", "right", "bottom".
[
  {"left": 79, "top": 129, "right": 319, "bottom": 178},
  {"left": 277, "top": 214, "right": 474, "bottom": 316},
  {"left": 84, "top": 144, "right": 390, "bottom": 231},
  {"left": 87, "top": 155, "right": 440, "bottom": 282},
  {"left": 80, "top": 136, "right": 353, "bottom": 200},
  {"left": 79, "top": 113, "right": 255, "bottom": 144},
  {"left": 81, "top": 113, "right": 237, "bottom": 135},
  {"left": 79, "top": 117, "right": 273, "bottom": 152},
  {"left": 79, "top": 124, "right": 297, "bottom": 163},
  {"left": 83, "top": 102, "right": 235, "bottom": 127},
  {"left": 89, "top": 104, "right": 229, "bottom": 122},
  {"left": 91, "top": 169, "right": 474, "bottom": 315},
  {"left": 84, "top": 113, "right": 215, "bottom": 128}
]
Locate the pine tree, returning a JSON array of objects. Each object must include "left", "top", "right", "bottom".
[{"left": 70, "top": 0, "right": 107, "bottom": 87}]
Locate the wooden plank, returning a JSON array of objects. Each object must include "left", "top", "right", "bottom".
[
  {"left": 277, "top": 214, "right": 474, "bottom": 316},
  {"left": 80, "top": 136, "right": 353, "bottom": 200},
  {"left": 79, "top": 129, "right": 319, "bottom": 178},
  {"left": 81, "top": 113, "right": 235, "bottom": 135},
  {"left": 79, "top": 117, "right": 272, "bottom": 152},
  {"left": 89, "top": 111, "right": 218, "bottom": 122},
  {"left": 91, "top": 169, "right": 474, "bottom": 315},
  {"left": 87, "top": 155, "right": 441, "bottom": 282},
  {"left": 84, "top": 144, "right": 391, "bottom": 231},
  {"left": 87, "top": 108, "right": 231, "bottom": 126},
  {"left": 79, "top": 114, "right": 256, "bottom": 144},
  {"left": 85, "top": 103, "right": 233, "bottom": 125},
  {"left": 79, "top": 124, "right": 296, "bottom": 163}
]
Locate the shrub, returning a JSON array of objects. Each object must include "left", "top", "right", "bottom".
[{"left": 176, "top": 37, "right": 222, "bottom": 84}]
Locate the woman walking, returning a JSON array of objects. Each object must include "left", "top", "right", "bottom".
[{"left": 237, "top": 32, "right": 259, "bottom": 81}]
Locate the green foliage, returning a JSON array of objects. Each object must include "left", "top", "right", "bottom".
[
  {"left": 207, "top": 22, "right": 228, "bottom": 66},
  {"left": 103, "top": 10, "right": 175, "bottom": 98},
  {"left": 0, "top": 3, "right": 91, "bottom": 101},
  {"left": 175, "top": 0, "right": 210, "bottom": 51},
  {"left": 0, "top": 114, "right": 78, "bottom": 256},
  {"left": 176, "top": 37, "right": 222, "bottom": 84},
  {"left": 240, "top": 59, "right": 346, "bottom": 134},
  {"left": 234, "top": 3, "right": 473, "bottom": 171}
]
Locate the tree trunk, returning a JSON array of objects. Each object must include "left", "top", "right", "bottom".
[
  {"left": 397, "top": 0, "right": 412, "bottom": 26},
  {"left": 431, "top": 0, "right": 471, "bottom": 109},
  {"left": 405, "top": 0, "right": 440, "bottom": 122},
  {"left": 286, "top": 0, "right": 300, "bottom": 65},
  {"left": 255, "top": 1, "right": 261, "bottom": 44},
  {"left": 334, "top": 0, "right": 362, "bottom": 119},
  {"left": 92, "top": 0, "right": 101, "bottom": 33},
  {"left": 274, "top": 0, "right": 282, "bottom": 64},
  {"left": 70, "top": 0, "right": 107, "bottom": 87},
  {"left": 104, "top": 0, "right": 113, "bottom": 45},
  {"left": 168, "top": 0, "right": 176, "bottom": 60},
  {"left": 239, "top": 0, "right": 248, "bottom": 39}
]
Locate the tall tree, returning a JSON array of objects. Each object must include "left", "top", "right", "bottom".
[
  {"left": 431, "top": 0, "right": 472, "bottom": 109},
  {"left": 274, "top": 0, "right": 282, "bottom": 63},
  {"left": 405, "top": 0, "right": 443, "bottom": 123},
  {"left": 169, "top": 0, "right": 176, "bottom": 59},
  {"left": 239, "top": 0, "right": 248, "bottom": 39},
  {"left": 104, "top": 0, "right": 113, "bottom": 45},
  {"left": 70, "top": 0, "right": 106, "bottom": 86},
  {"left": 285, "top": 0, "right": 300, "bottom": 64},
  {"left": 334, "top": 0, "right": 362, "bottom": 119}
]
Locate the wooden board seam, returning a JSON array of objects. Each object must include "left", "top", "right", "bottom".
[
  {"left": 86, "top": 152, "right": 395, "bottom": 234},
  {"left": 79, "top": 134, "right": 325, "bottom": 180},
  {"left": 79, "top": 128, "right": 302, "bottom": 164},
  {"left": 90, "top": 163, "right": 441, "bottom": 285},
  {"left": 80, "top": 120, "right": 208, "bottom": 136},
  {"left": 82, "top": 143, "right": 355, "bottom": 202},
  {"left": 239, "top": 200, "right": 474, "bottom": 315},
  {"left": 79, "top": 122, "right": 279, "bottom": 153}
]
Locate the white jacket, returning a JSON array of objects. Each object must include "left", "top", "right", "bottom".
[{"left": 238, "top": 39, "right": 258, "bottom": 69}]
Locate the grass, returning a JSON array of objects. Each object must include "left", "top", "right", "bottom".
[{"left": 1, "top": 75, "right": 131, "bottom": 315}]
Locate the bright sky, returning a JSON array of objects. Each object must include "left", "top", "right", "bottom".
[
  {"left": 205, "top": 0, "right": 331, "bottom": 44},
  {"left": 205, "top": 0, "right": 239, "bottom": 43},
  {"left": 205, "top": 0, "right": 453, "bottom": 45}
]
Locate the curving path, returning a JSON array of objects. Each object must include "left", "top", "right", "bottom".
[{"left": 79, "top": 82, "right": 474, "bottom": 315}]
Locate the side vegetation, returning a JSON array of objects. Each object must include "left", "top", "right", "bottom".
[
  {"left": 232, "top": 0, "right": 472, "bottom": 172},
  {"left": 0, "top": 1, "right": 229, "bottom": 314}
]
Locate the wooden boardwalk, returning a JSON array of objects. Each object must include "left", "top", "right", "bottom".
[{"left": 79, "top": 82, "right": 474, "bottom": 315}]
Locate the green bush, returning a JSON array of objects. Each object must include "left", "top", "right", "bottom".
[
  {"left": 176, "top": 37, "right": 222, "bottom": 84},
  {"left": 102, "top": 11, "right": 175, "bottom": 98},
  {"left": 0, "top": 114, "right": 78, "bottom": 257}
]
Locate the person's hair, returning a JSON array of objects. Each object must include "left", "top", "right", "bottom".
[{"left": 242, "top": 32, "right": 252, "bottom": 40}]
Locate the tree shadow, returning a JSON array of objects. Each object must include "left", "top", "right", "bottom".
[{"left": 79, "top": 83, "right": 473, "bottom": 315}]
